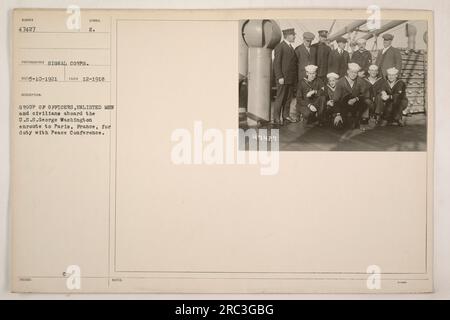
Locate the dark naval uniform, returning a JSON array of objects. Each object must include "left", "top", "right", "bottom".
[
  {"left": 363, "top": 76, "right": 386, "bottom": 117},
  {"left": 375, "top": 46, "right": 403, "bottom": 78},
  {"left": 328, "top": 48, "right": 350, "bottom": 78},
  {"left": 311, "top": 41, "right": 331, "bottom": 81},
  {"left": 273, "top": 40, "right": 298, "bottom": 123},
  {"left": 325, "top": 84, "right": 336, "bottom": 104},
  {"left": 351, "top": 49, "right": 373, "bottom": 74},
  {"left": 296, "top": 77, "right": 326, "bottom": 124},
  {"left": 380, "top": 79, "right": 408, "bottom": 122},
  {"left": 324, "top": 84, "right": 337, "bottom": 124},
  {"left": 332, "top": 76, "right": 371, "bottom": 128},
  {"left": 294, "top": 43, "right": 316, "bottom": 81},
  {"left": 358, "top": 77, "right": 372, "bottom": 119}
]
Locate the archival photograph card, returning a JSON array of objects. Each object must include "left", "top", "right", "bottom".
[{"left": 10, "top": 8, "right": 434, "bottom": 293}]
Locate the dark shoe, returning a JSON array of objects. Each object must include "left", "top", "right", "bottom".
[
  {"left": 285, "top": 116, "right": 298, "bottom": 123},
  {"left": 270, "top": 120, "right": 280, "bottom": 126}
]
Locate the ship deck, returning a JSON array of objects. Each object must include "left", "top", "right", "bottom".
[{"left": 239, "top": 113, "right": 427, "bottom": 152}]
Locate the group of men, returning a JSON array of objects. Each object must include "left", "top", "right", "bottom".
[{"left": 272, "top": 28, "right": 407, "bottom": 129}]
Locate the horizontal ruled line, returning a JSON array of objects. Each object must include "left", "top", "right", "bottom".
[
  {"left": 17, "top": 275, "right": 431, "bottom": 281},
  {"left": 20, "top": 31, "right": 110, "bottom": 34},
  {"left": 19, "top": 80, "right": 111, "bottom": 83},
  {"left": 19, "top": 64, "right": 111, "bottom": 66},
  {"left": 19, "top": 47, "right": 110, "bottom": 50}
]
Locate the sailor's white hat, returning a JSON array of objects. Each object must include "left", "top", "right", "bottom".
[
  {"left": 326, "top": 72, "right": 339, "bottom": 80},
  {"left": 386, "top": 67, "right": 399, "bottom": 75},
  {"left": 348, "top": 63, "right": 361, "bottom": 72},
  {"left": 305, "top": 65, "right": 318, "bottom": 73}
]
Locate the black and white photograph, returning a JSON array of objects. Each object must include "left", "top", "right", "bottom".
[{"left": 239, "top": 19, "right": 428, "bottom": 151}]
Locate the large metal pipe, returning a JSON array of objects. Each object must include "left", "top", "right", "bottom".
[
  {"left": 242, "top": 20, "right": 281, "bottom": 122},
  {"left": 328, "top": 20, "right": 367, "bottom": 42},
  {"left": 246, "top": 48, "right": 272, "bottom": 120},
  {"left": 238, "top": 20, "right": 248, "bottom": 80},
  {"left": 359, "top": 20, "right": 408, "bottom": 40}
]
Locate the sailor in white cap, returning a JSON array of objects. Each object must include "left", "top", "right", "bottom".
[
  {"left": 386, "top": 66, "right": 399, "bottom": 77},
  {"left": 379, "top": 67, "right": 408, "bottom": 126},
  {"left": 295, "top": 65, "right": 327, "bottom": 126},
  {"left": 332, "top": 63, "right": 371, "bottom": 129},
  {"left": 362, "top": 64, "right": 387, "bottom": 124},
  {"left": 324, "top": 72, "right": 340, "bottom": 125},
  {"left": 326, "top": 72, "right": 339, "bottom": 98},
  {"left": 348, "top": 62, "right": 361, "bottom": 74},
  {"left": 305, "top": 64, "right": 318, "bottom": 74},
  {"left": 327, "top": 72, "right": 339, "bottom": 79}
]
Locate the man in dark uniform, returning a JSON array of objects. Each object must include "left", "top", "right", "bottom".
[
  {"left": 357, "top": 68, "right": 371, "bottom": 125},
  {"left": 328, "top": 37, "right": 350, "bottom": 78},
  {"left": 332, "top": 63, "right": 371, "bottom": 130},
  {"left": 379, "top": 67, "right": 408, "bottom": 126},
  {"left": 294, "top": 32, "right": 316, "bottom": 82},
  {"left": 363, "top": 64, "right": 386, "bottom": 123},
  {"left": 272, "top": 28, "right": 298, "bottom": 125},
  {"left": 296, "top": 65, "right": 326, "bottom": 126},
  {"left": 311, "top": 30, "right": 331, "bottom": 83},
  {"left": 351, "top": 38, "right": 372, "bottom": 74},
  {"left": 375, "top": 33, "right": 403, "bottom": 78}
]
